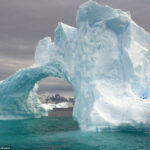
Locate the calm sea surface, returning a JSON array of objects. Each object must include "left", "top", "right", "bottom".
[{"left": 0, "top": 117, "right": 150, "bottom": 150}]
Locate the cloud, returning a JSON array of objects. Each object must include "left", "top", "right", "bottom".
[
  {"left": 0, "top": 57, "right": 34, "bottom": 80},
  {"left": 37, "top": 77, "right": 73, "bottom": 96}
]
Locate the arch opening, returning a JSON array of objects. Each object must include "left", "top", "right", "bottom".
[{"left": 37, "top": 77, "right": 75, "bottom": 117}]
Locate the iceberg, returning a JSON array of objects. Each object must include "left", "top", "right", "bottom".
[{"left": 1, "top": 1, "right": 150, "bottom": 131}]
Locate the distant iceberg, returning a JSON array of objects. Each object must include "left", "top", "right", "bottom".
[{"left": 0, "top": 1, "right": 150, "bottom": 131}]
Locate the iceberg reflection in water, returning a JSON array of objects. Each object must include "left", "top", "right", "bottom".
[{"left": 0, "top": 117, "right": 150, "bottom": 150}]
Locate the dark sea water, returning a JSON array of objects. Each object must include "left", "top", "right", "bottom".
[{"left": 0, "top": 117, "right": 150, "bottom": 150}]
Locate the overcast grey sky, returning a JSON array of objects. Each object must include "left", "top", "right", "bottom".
[{"left": 0, "top": 0, "right": 150, "bottom": 96}]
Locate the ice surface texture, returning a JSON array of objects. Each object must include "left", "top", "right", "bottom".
[{"left": 1, "top": 1, "right": 150, "bottom": 131}]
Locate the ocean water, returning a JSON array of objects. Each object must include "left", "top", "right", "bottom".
[{"left": 0, "top": 117, "right": 150, "bottom": 150}]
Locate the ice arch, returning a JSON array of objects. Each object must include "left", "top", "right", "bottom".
[{"left": 1, "top": 1, "right": 150, "bottom": 131}]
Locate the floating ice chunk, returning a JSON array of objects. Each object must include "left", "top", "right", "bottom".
[{"left": 0, "top": 1, "right": 150, "bottom": 131}]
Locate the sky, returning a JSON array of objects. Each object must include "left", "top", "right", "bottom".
[{"left": 0, "top": 0, "right": 150, "bottom": 97}]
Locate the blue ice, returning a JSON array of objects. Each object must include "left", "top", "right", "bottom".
[{"left": 0, "top": 1, "right": 150, "bottom": 131}]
